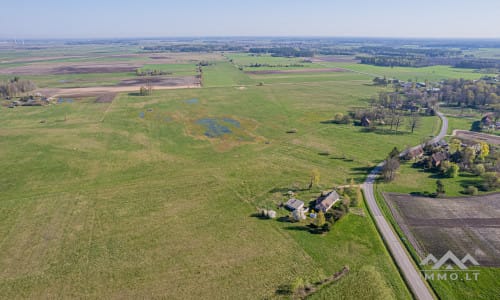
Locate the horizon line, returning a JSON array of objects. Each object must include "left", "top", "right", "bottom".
[{"left": 1, "top": 35, "right": 500, "bottom": 41}]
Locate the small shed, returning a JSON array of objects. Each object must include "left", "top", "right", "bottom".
[{"left": 285, "top": 198, "right": 304, "bottom": 211}]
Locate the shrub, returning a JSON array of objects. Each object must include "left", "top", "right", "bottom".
[
  {"left": 464, "top": 186, "right": 479, "bottom": 195},
  {"left": 472, "top": 164, "right": 485, "bottom": 176},
  {"left": 445, "top": 163, "right": 459, "bottom": 178},
  {"left": 333, "top": 113, "right": 351, "bottom": 124},
  {"left": 481, "top": 172, "right": 500, "bottom": 191}
]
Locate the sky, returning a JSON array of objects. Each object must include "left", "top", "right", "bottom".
[{"left": 1, "top": 0, "right": 500, "bottom": 39}]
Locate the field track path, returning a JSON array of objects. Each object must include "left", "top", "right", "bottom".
[{"left": 362, "top": 112, "right": 447, "bottom": 300}]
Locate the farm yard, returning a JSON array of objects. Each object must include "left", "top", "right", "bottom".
[{"left": 1, "top": 41, "right": 499, "bottom": 300}]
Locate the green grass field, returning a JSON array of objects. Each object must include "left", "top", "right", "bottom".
[
  {"left": 0, "top": 63, "right": 444, "bottom": 298},
  {"left": 319, "top": 62, "right": 495, "bottom": 81},
  {"left": 1, "top": 49, "right": 498, "bottom": 299}
]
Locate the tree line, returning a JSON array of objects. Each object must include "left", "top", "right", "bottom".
[
  {"left": 135, "top": 69, "right": 172, "bottom": 76},
  {"left": 438, "top": 79, "right": 499, "bottom": 108},
  {"left": 248, "top": 47, "right": 314, "bottom": 57},
  {"left": 0, "top": 77, "right": 37, "bottom": 97}
]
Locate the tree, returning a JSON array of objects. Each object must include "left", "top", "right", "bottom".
[
  {"left": 139, "top": 86, "right": 148, "bottom": 96},
  {"left": 478, "top": 142, "right": 490, "bottom": 160},
  {"left": 389, "top": 147, "right": 400, "bottom": 159},
  {"left": 309, "top": 169, "right": 320, "bottom": 189},
  {"left": 448, "top": 138, "right": 461, "bottom": 154},
  {"left": 332, "top": 112, "right": 351, "bottom": 124},
  {"left": 315, "top": 211, "right": 326, "bottom": 227},
  {"left": 354, "top": 185, "right": 362, "bottom": 207},
  {"left": 436, "top": 180, "right": 445, "bottom": 196},
  {"left": 407, "top": 113, "right": 421, "bottom": 133},
  {"left": 334, "top": 112, "right": 344, "bottom": 123},
  {"left": 461, "top": 147, "right": 476, "bottom": 170},
  {"left": 342, "top": 194, "right": 351, "bottom": 207},
  {"left": 446, "top": 163, "right": 459, "bottom": 178},
  {"left": 472, "top": 164, "right": 486, "bottom": 176},
  {"left": 481, "top": 172, "right": 500, "bottom": 191},
  {"left": 394, "top": 113, "right": 404, "bottom": 133},
  {"left": 464, "top": 186, "right": 479, "bottom": 195},
  {"left": 382, "top": 157, "right": 400, "bottom": 182}
]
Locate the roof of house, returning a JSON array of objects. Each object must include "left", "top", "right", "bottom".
[
  {"left": 482, "top": 115, "right": 493, "bottom": 125},
  {"left": 285, "top": 198, "right": 304, "bottom": 210},
  {"left": 361, "top": 116, "right": 371, "bottom": 126},
  {"left": 431, "top": 152, "right": 449, "bottom": 163},
  {"left": 315, "top": 191, "right": 340, "bottom": 212},
  {"left": 432, "top": 139, "right": 448, "bottom": 148},
  {"left": 408, "top": 146, "right": 424, "bottom": 157}
]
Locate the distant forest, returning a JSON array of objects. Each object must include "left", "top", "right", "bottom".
[{"left": 134, "top": 38, "right": 500, "bottom": 70}]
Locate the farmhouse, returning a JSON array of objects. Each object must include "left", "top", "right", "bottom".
[
  {"left": 481, "top": 115, "right": 494, "bottom": 129},
  {"left": 315, "top": 190, "right": 340, "bottom": 212},
  {"left": 285, "top": 198, "right": 304, "bottom": 211},
  {"left": 406, "top": 146, "right": 424, "bottom": 160},
  {"left": 431, "top": 152, "right": 449, "bottom": 167}
]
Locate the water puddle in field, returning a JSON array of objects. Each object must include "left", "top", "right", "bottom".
[
  {"left": 184, "top": 98, "right": 199, "bottom": 104},
  {"left": 57, "top": 98, "right": 74, "bottom": 103},
  {"left": 222, "top": 118, "right": 241, "bottom": 128},
  {"left": 196, "top": 117, "right": 240, "bottom": 137}
]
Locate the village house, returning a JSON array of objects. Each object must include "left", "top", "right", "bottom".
[
  {"left": 431, "top": 139, "right": 449, "bottom": 150},
  {"left": 481, "top": 115, "right": 494, "bottom": 129},
  {"left": 285, "top": 198, "right": 304, "bottom": 211},
  {"left": 405, "top": 146, "right": 424, "bottom": 160},
  {"left": 315, "top": 190, "right": 340, "bottom": 213},
  {"left": 431, "top": 151, "right": 449, "bottom": 167}
]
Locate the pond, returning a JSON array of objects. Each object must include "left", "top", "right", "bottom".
[{"left": 196, "top": 117, "right": 241, "bottom": 138}]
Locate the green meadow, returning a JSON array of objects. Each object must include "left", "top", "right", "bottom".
[{"left": 0, "top": 50, "right": 496, "bottom": 299}]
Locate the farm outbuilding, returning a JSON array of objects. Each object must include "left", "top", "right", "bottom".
[
  {"left": 285, "top": 198, "right": 304, "bottom": 211},
  {"left": 361, "top": 116, "right": 371, "bottom": 127}
]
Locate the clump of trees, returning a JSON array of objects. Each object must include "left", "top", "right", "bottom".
[
  {"left": 412, "top": 138, "right": 499, "bottom": 193},
  {"left": 245, "top": 63, "right": 305, "bottom": 68},
  {"left": 0, "top": 77, "right": 37, "bottom": 97},
  {"left": 382, "top": 147, "right": 401, "bottom": 182},
  {"left": 332, "top": 112, "right": 351, "bottom": 124},
  {"left": 439, "top": 79, "right": 499, "bottom": 108},
  {"left": 139, "top": 85, "right": 153, "bottom": 96},
  {"left": 135, "top": 69, "right": 171, "bottom": 76},
  {"left": 249, "top": 47, "right": 314, "bottom": 57}
]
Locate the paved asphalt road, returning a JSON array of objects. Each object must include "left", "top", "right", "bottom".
[{"left": 362, "top": 112, "right": 447, "bottom": 300}]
